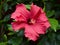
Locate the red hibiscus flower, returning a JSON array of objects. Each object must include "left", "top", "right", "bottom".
[{"left": 11, "top": 3, "right": 50, "bottom": 41}]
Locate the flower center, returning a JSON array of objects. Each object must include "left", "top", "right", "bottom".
[{"left": 27, "top": 19, "right": 36, "bottom": 25}]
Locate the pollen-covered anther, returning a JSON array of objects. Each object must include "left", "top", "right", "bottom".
[{"left": 29, "top": 19, "right": 36, "bottom": 24}]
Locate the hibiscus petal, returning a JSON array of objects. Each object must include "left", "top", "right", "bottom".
[
  {"left": 11, "top": 4, "right": 30, "bottom": 22},
  {"left": 30, "top": 3, "right": 40, "bottom": 18},
  {"left": 38, "top": 13, "right": 48, "bottom": 21},
  {"left": 25, "top": 33, "right": 38, "bottom": 41},
  {"left": 36, "top": 9, "right": 50, "bottom": 28},
  {"left": 32, "top": 23, "right": 46, "bottom": 34},
  {"left": 37, "top": 14, "right": 50, "bottom": 28},
  {"left": 25, "top": 24, "right": 39, "bottom": 37},
  {"left": 43, "top": 21, "right": 50, "bottom": 28},
  {"left": 11, "top": 21, "right": 25, "bottom": 31},
  {"left": 30, "top": 3, "right": 49, "bottom": 21},
  {"left": 24, "top": 24, "right": 39, "bottom": 41},
  {"left": 40, "top": 21, "right": 50, "bottom": 28},
  {"left": 24, "top": 23, "right": 46, "bottom": 41}
]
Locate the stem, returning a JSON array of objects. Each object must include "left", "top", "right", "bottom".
[
  {"left": 0, "top": 24, "right": 5, "bottom": 42},
  {"left": 0, "top": 0, "right": 2, "bottom": 19},
  {"left": 42, "top": 0, "right": 46, "bottom": 11}
]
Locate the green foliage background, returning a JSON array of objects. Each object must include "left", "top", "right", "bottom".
[{"left": 0, "top": 0, "right": 60, "bottom": 45}]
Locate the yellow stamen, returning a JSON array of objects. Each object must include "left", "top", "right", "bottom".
[{"left": 31, "top": 19, "right": 36, "bottom": 24}]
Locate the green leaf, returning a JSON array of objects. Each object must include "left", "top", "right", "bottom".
[
  {"left": 37, "top": 36, "right": 47, "bottom": 45},
  {"left": 7, "top": 24, "right": 13, "bottom": 31},
  {"left": 49, "top": 18, "right": 58, "bottom": 32},
  {"left": 8, "top": 32, "right": 15, "bottom": 35},
  {"left": 8, "top": 37, "right": 22, "bottom": 45},
  {"left": 3, "top": 34, "right": 7, "bottom": 41},
  {"left": 3, "top": 14, "right": 10, "bottom": 22},
  {"left": 3, "top": 3, "right": 8, "bottom": 12},
  {"left": 0, "top": 42, "right": 7, "bottom": 45},
  {"left": 46, "top": 10, "right": 55, "bottom": 17},
  {"left": 25, "top": 5, "right": 30, "bottom": 9},
  {"left": 57, "top": 34, "right": 60, "bottom": 40},
  {"left": 57, "top": 25, "right": 60, "bottom": 30},
  {"left": 17, "top": 30, "right": 24, "bottom": 37}
]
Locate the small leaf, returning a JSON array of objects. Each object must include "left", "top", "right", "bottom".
[
  {"left": 25, "top": 5, "right": 30, "bottom": 9},
  {"left": 3, "top": 14, "right": 10, "bottom": 22},
  {"left": 3, "top": 34, "right": 7, "bottom": 41},
  {"left": 17, "top": 30, "right": 24, "bottom": 37},
  {"left": 0, "top": 42, "right": 7, "bottom": 45},
  {"left": 46, "top": 10, "right": 55, "bottom": 17},
  {"left": 49, "top": 18, "right": 58, "bottom": 32},
  {"left": 37, "top": 37, "right": 47, "bottom": 45},
  {"left": 8, "top": 32, "right": 15, "bottom": 35},
  {"left": 7, "top": 24, "right": 13, "bottom": 31},
  {"left": 8, "top": 37, "right": 22, "bottom": 45},
  {"left": 3, "top": 3, "right": 8, "bottom": 12},
  {"left": 57, "top": 34, "right": 60, "bottom": 40},
  {"left": 57, "top": 25, "right": 60, "bottom": 30}
]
